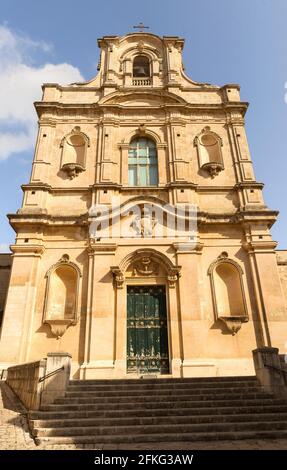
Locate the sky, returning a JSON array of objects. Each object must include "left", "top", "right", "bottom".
[{"left": 0, "top": 0, "right": 287, "bottom": 251}]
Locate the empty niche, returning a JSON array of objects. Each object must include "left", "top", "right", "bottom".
[
  {"left": 44, "top": 255, "right": 81, "bottom": 337},
  {"left": 195, "top": 126, "right": 224, "bottom": 178},
  {"left": 208, "top": 253, "right": 248, "bottom": 334},
  {"left": 60, "top": 126, "right": 89, "bottom": 179}
]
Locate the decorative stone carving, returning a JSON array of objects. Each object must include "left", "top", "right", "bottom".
[
  {"left": 136, "top": 123, "right": 147, "bottom": 135},
  {"left": 167, "top": 269, "right": 181, "bottom": 288},
  {"left": 201, "top": 162, "right": 224, "bottom": 178},
  {"left": 111, "top": 249, "right": 181, "bottom": 289},
  {"left": 133, "top": 257, "right": 159, "bottom": 276},
  {"left": 61, "top": 162, "right": 85, "bottom": 180},
  {"left": 45, "top": 319, "right": 74, "bottom": 339},
  {"left": 133, "top": 210, "right": 157, "bottom": 237},
  {"left": 111, "top": 267, "right": 125, "bottom": 289},
  {"left": 219, "top": 316, "right": 248, "bottom": 335}
]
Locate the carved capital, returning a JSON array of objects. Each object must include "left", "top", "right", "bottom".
[
  {"left": 111, "top": 267, "right": 125, "bottom": 289},
  {"left": 167, "top": 267, "right": 181, "bottom": 288}
]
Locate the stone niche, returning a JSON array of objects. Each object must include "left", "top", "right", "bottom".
[
  {"left": 194, "top": 126, "right": 224, "bottom": 178},
  {"left": 60, "top": 127, "right": 89, "bottom": 179},
  {"left": 43, "top": 255, "right": 81, "bottom": 337},
  {"left": 208, "top": 253, "right": 248, "bottom": 334}
]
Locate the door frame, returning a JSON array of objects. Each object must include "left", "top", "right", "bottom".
[
  {"left": 124, "top": 278, "right": 172, "bottom": 376},
  {"left": 126, "top": 283, "right": 169, "bottom": 375}
]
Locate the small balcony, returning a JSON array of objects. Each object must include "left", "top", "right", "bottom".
[{"left": 132, "top": 78, "right": 152, "bottom": 86}]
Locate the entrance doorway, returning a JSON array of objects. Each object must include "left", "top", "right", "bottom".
[{"left": 127, "top": 285, "right": 169, "bottom": 374}]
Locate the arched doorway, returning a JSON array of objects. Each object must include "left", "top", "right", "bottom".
[{"left": 111, "top": 248, "right": 181, "bottom": 376}]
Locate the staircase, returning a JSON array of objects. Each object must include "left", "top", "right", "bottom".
[{"left": 29, "top": 376, "right": 287, "bottom": 446}]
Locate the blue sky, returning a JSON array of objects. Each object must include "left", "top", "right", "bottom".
[{"left": 0, "top": 0, "right": 287, "bottom": 250}]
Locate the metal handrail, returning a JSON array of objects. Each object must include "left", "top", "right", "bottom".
[{"left": 39, "top": 365, "right": 64, "bottom": 383}]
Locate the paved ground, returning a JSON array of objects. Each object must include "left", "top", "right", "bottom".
[{"left": 0, "top": 381, "right": 287, "bottom": 450}]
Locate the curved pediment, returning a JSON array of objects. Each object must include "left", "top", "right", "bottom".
[{"left": 98, "top": 90, "right": 187, "bottom": 107}]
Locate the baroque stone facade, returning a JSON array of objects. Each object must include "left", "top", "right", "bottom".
[{"left": 0, "top": 32, "right": 287, "bottom": 379}]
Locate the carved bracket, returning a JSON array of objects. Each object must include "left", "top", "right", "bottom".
[
  {"left": 201, "top": 162, "right": 224, "bottom": 178},
  {"left": 61, "top": 162, "right": 85, "bottom": 180},
  {"left": 45, "top": 319, "right": 75, "bottom": 339},
  {"left": 219, "top": 316, "right": 248, "bottom": 335}
]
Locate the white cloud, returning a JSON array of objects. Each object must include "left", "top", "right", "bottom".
[
  {"left": 0, "top": 25, "right": 84, "bottom": 160},
  {"left": 0, "top": 244, "right": 10, "bottom": 252}
]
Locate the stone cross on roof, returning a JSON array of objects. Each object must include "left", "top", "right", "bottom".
[{"left": 133, "top": 22, "right": 149, "bottom": 32}]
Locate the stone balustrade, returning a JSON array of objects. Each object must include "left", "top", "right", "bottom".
[
  {"left": 6, "top": 359, "right": 46, "bottom": 410},
  {"left": 6, "top": 352, "right": 71, "bottom": 410},
  {"left": 253, "top": 346, "right": 287, "bottom": 397}
]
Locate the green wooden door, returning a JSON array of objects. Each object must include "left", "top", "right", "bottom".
[{"left": 127, "top": 285, "right": 169, "bottom": 374}]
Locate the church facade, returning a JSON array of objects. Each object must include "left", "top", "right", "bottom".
[{"left": 0, "top": 32, "right": 287, "bottom": 379}]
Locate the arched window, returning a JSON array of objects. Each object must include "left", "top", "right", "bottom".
[
  {"left": 128, "top": 137, "right": 158, "bottom": 186},
  {"left": 133, "top": 55, "right": 150, "bottom": 77}
]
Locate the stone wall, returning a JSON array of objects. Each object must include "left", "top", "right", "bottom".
[
  {"left": 0, "top": 253, "right": 11, "bottom": 329},
  {"left": 6, "top": 359, "right": 46, "bottom": 410}
]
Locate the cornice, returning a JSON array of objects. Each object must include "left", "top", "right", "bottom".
[
  {"left": 88, "top": 242, "right": 117, "bottom": 254},
  {"left": 7, "top": 208, "right": 279, "bottom": 230},
  {"left": 35, "top": 100, "right": 249, "bottom": 119},
  {"left": 166, "top": 182, "right": 198, "bottom": 190},
  {"left": 235, "top": 182, "right": 265, "bottom": 190},
  {"left": 242, "top": 240, "right": 278, "bottom": 253},
  {"left": 10, "top": 244, "right": 45, "bottom": 256},
  {"left": 21, "top": 183, "right": 52, "bottom": 192},
  {"left": 8, "top": 213, "right": 88, "bottom": 229}
]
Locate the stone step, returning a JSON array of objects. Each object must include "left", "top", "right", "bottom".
[
  {"left": 40, "top": 397, "right": 287, "bottom": 412},
  {"left": 54, "top": 392, "right": 272, "bottom": 404},
  {"left": 30, "top": 403, "right": 287, "bottom": 420},
  {"left": 69, "top": 376, "right": 258, "bottom": 386},
  {"left": 65, "top": 385, "right": 262, "bottom": 396},
  {"left": 32, "top": 420, "right": 287, "bottom": 438},
  {"left": 34, "top": 429, "right": 287, "bottom": 446},
  {"left": 67, "top": 381, "right": 259, "bottom": 391},
  {"left": 30, "top": 412, "right": 287, "bottom": 429}
]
